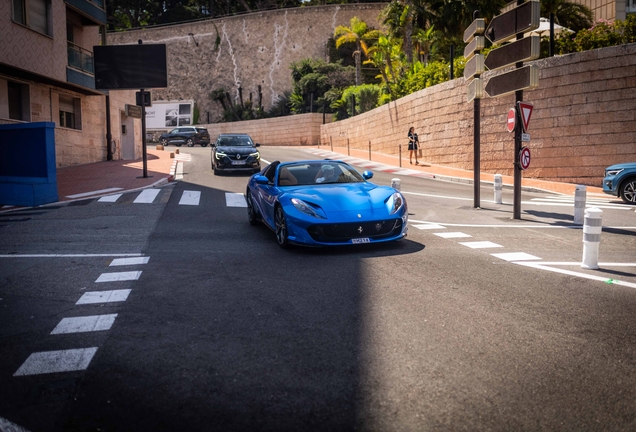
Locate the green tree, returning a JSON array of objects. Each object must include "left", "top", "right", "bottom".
[{"left": 334, "top": 17, "right": 381, "bottom": 86}]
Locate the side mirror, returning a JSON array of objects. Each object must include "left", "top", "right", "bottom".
[
  {"left": 254, "top": 175, "right": 269, "bottom": 185},
  {"left": 363, "top": 170, "right": 374, "bottom": 180},
  {"left": 255, "top": 143, "right": 261, "bottom": 147}
]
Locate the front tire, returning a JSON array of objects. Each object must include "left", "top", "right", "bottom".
[
  {"left": 186, "top": 138, "right": 194, "bottom": 147},
  {"left": 246, "top": 190, "right": 259, "bottom": 226},
  {"left": 620, "top": 178, "right": 636, "bottom": 204},
  {"left": 275, "top": 206, "right": 289, "bottom": 248},
  {"left": 200, "top": 143, "right": 208, "bottom": 147},
  {"left": 160, "top": 138, "right": 168, "bottom": 146}
]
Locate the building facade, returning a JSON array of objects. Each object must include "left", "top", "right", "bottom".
[{"left": 0, "top": 0, "right": 141, "bottom": 167}]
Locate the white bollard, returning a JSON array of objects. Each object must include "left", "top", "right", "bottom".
[
  {"left": 574, "top": 185, "right": 586, "bottom": 225},
  {"left": 494, "top": 174, "right": 503, "bottom": 204},
  {"left": 581, "top": 207, "right": 603, "bottom": 269},
  {"left": 391, "top": 178, "right": 401, "bottom": 191}
]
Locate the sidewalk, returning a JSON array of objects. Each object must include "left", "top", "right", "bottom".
[
  {"left": 317, "top": 145, "right": 605, "bottom": 196},
  {"left": 55, "top": 146, "right": 176, "bottom": 203}
]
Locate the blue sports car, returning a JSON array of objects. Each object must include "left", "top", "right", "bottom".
[{"left": 246, "top": 160, "right": 408, "bottom": 247}]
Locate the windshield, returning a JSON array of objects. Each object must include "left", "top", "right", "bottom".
[
  {"left": 217, "top": 136, "right": 253, "bottom": 146},
  {"left": 278, "top": 162, "right": 364, "bottom": 186}
]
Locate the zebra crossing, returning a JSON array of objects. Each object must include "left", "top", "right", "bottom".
[
  {"left": 97, "top": 189, "right": 247, "bottom": 207},
  {"left": 13, "top": 256, "right": 149, "bottom": 377}
]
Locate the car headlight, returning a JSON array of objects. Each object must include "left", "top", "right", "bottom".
[
  {"left": 250, "top": 152, "right": 260, "bottom": 160},
  {"left": 215, "top": 152, "right": 226, "bottom": 160},
  {"left": 606, "top": 168, "right": 623, "bottom": 176},
  {"left": 291, "top": 198, "right": 326, "bottom": 219},
  {"left": 386, "top": 192, "right": 404, "bottom": 215}
]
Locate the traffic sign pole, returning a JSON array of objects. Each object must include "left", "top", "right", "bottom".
[{"left": 513, "top": 1, "right": 524, "bottom": 219}]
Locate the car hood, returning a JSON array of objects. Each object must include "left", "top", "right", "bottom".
[
  {"left": 606, "top": 162, "right": 636, "bottom": 171},
  {"left": 283, "top": 183, "right": 396, "bottom": 212},
  {"left": 216, "top": 146, "right": 257, "bottom": 154}
]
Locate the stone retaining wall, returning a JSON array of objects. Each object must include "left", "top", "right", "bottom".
[
  {"left": 195, "top": 113, "right": 329, "bottom": 146},
  {"left": 321, "top": 43, "right": 636, "bottom": 186},
  {"left": 107, "top": 4, "right": 386, "bottom": 124}
]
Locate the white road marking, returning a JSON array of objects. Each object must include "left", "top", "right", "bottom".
[
  {"left": 459, "top": 241, "right": 503, "bottom": 249},
  {"left": 226, "top": 192, "right": 247, "bottom": 207},
  {"left": 76, "top": 289, "right": 131, "bottom": 305},
  {"left": 524, "top": 262, "right": 636, "bottom": 267},
  {"left": 66, "top": 188, "right": 122, "bottom": 199},
  {"left": 51, "top": 314, "right": 118, "bottom": 334},
  {"left": 95, "top": 271, "right": 142, "bottom": 283},
  {"left": 98, "top": 194, "right": 123, "bottom": 203},
  {"left": 515, "top": 261, "right": 636, "bottom": 289},
  {"left": 0, "top": 253, "right": 142, "bottom": 258},
  {"left": 434, "top": 232, "right": 472, "bottom": 239},
  {"left": 133, "top": 189, "right": 161, "bottom": 204},
  {"left": 14, "top": 348, "right": 98, "bottom": 376},
  {"left": 413, "top": 223, "right": 446, "bottom": 230},
  {"left": 261, "top": 158, "right": 271, "bottom": 165},
  {"left": 110, "top": 257, "right": 149, "bottom": 266},
  {"left": 179, "top": 190, "right": 201, "bottom": 205},
  {"left": 175, "top": 161, "right": 184, "bottom": 180},
  {"left": 491, "top": 252, "right": 541, "bottom": 261}
]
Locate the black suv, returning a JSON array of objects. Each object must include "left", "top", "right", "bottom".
[
  {"left": 159, "top": 127, "right": 211, "bottom": 147},
  {"left": 211, "top": 134, "right": 261, "bottom": 175}
]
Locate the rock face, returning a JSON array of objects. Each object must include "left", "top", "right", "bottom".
[{"left": 107, "top": 4, "right": 385, "bottom": 123}]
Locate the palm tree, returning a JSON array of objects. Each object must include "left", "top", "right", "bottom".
[
  {"left": 334, "top": 17, "right": 380, "bottom": 86},
  {"left": 541, "top": 0, "right": 593, "bottom": 32},
  {"left": 364, "top": 35, "right": 400, "bottom": 97},
  {"left": 411, "top": 25, "right": 438, "bottom": 64}
]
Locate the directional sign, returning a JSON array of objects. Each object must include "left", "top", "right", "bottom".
[
  {"left": 464, "top": 36, "right": 485, "bottom": 61},
  {"left": 484, "top": 65, "right": 539, "bottom": 98},
  {"left": 507, "top": 108, "right": 516, "bottom": 132},
  {"left": 518, "top": 102, "right": 534, "bottom": 131},
  {"left": 519, "top": 146, "right": 531, "bottom": 170},
  {"left": 463, "top": 18, "right": 486, "bottom": 43},
  {"left": 125, "top": 104, "right": 142, "bottom": 118},
  {"left": 484, "top": 36, "right": 540, "bottom": 71},
  {"left": 467, "top": 78, "right": 483, "bottom": 102},
  {"left": 464, "top": 54, "right": 485, "bottom": 80},
  {"left": 485, "top": 0, "right": 540, "bottom": 45}
]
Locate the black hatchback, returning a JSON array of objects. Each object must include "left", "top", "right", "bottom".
[{"left": 212, "top": 134, "right": 261, "bottom": 175}]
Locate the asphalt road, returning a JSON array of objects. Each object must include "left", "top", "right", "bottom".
[{"left": 1, "top": 146, "right": 635, "bottom": 432}]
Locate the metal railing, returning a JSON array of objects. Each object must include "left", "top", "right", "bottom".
[{"left": 67, "top": 41, "right": 94, "bottom": 74}]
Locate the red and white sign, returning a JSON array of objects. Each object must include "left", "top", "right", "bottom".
[
  {"left": 519, "top": 146, "right": 531, "bottom": 170},
  {"left": 518, "top": 102, "right": 533, "bottom": 132},
  {"left": 507, "top": 108, "right": 516, "bottom": 133}
]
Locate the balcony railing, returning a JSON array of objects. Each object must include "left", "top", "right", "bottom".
[{"left": 67, "top": 41, "right": 94, "bottom": 74}]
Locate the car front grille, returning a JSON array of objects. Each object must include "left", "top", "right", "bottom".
[{"left": 307, "top": 218, "right": 403, "bottom": 243}]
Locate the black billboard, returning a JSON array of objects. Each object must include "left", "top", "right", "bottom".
[{"left": 94, "top": 44, "right": 168, "bottom": 90}]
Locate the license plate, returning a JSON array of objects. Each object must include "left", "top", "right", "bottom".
[
  {"left": 231, "top": 160, "right": 246, "bottom": 165},
  {"left": 352, "top": 238, "right": 370, "bottom": 244}
]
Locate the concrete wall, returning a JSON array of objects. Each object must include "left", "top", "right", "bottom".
[
  {"left": 320, "top": 43, "right": 636, "bottom": 186},
  {"left": 106, "top": 4, "right": 386, "bottom": 123}
]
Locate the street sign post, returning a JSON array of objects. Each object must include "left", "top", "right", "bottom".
[
  {"left": 484, "top": 36, "right": 540, "bottom": 71},
  {"left": 480, "top": 0, "right": 541, "bottom": 220},
  {"left": 484, "top": 65, "right": 539, "bottom": 98},
  {"left": 485, "top": 0, "right": 540, "bottom": 44},
  {"left": 463, "top": 14, "right": 487, "bottom": 209}
]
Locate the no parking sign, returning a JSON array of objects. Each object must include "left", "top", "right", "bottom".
[{"left": 519, "top": 146, "right": 531, "bottom": 170}]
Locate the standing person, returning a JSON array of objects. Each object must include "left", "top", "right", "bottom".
[{"left": 408, "top": 126, "right": 419, "bottom": 165}]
